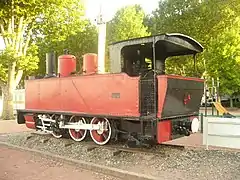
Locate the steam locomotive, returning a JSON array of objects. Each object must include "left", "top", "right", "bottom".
[{"left": 17, "top": 33, "right": 204, "bottom": 146}]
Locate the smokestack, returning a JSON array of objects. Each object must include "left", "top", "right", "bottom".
[{"left": 45, "top": 52, "right": 56, "bottom": 77}]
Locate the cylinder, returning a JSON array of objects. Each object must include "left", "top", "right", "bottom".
[
  {"left": 83, "top": 53, "right": 98, "bottom": 75},
  {"left": 58, "top": 55, "right": 76, "bottom": 77},
  {"left": 46, "top": 52, "right": 56, "bottom": 77}
]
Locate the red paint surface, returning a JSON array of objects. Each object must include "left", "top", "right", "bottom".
[
  {"left": 157, "top": 120, "right": 172, "bottom": 143},
  {"left": 24, "top": 114, "right": 35, "bottom": 129},
  {"left": 58, "top": 55, "right": 76, "bottom": 77},
  {"left": 157, "top": 76, "right": 168, "bottom": 118},
  {"left": 25, "top": 73, "right": 140, "bottom": 117},
  {"left": 83, "top": 53, "right": 98, "bottom": 75},
  {"left": 161, "top": 74, "right": 204, "bottom": 82}
]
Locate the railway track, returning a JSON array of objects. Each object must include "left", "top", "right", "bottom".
[{"left": 29, "top": 131, "right": 185, "bottom": 157}]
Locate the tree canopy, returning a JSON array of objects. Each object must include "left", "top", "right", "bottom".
[
  {"left": 145, "top": 0, "right": 240, "bottom": 96},
  {"left": 0, "top": 0, "right": 94, "bottom": 119},
  {"left": 33, "top": 0, "right": 98, "bottom": 76},
  {"left": 107, "top": 5, "right": 150, "bottom": 43},
  {"left": 205, "top": 16, "right": 240, "bottom": 96},
  {"left": 105, "top": 5, "right": 150, "bottom": 71}
]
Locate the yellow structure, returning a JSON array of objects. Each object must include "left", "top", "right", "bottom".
[{"left": 213, "top": 102, "right": 228, "bottom": 115}]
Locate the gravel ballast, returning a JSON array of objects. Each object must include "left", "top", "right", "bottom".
[{"left": 1, "top": 132, "right": 240, "bottom": 180}]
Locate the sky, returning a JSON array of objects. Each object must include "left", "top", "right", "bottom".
[
  {"left": 83, "top": 0, "right": 159, "bottom": 22},
  {"left": 0, "top": 0, "right": 159, "bottom": 50}
]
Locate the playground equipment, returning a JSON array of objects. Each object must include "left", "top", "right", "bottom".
[
  {"left": 203, "top": 77, "right": 235, "bottom": 118},
  {"left": 213, "top": 102, "right": 235, "bottom": 118}
]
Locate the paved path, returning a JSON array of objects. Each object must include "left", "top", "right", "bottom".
[
  {"left": 0, "top": 120, "right": 120, "bottom": 180},
  {"left": 0, "top": 120, "right": 33, "bottom": 134},
  {"left": 0, "top": 144, "right": 120, "bottom": 180},
  {"left": 166, "top": 132, "right": 203, "bottom": 147}
]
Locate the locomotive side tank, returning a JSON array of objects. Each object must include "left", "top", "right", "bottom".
[
  {"left": 17, "top": 33, "right": 204, "bottom": 146},
  {"left": 24, "top": 74, "right": 140, "bottom": 117}
]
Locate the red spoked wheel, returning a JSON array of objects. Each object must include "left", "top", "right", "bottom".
[
  {"left": 68, "top": 116, "right": 87, "bottom": 142},
  {"left": 90, "top": 117, "right": 112, "bottom": 145}
]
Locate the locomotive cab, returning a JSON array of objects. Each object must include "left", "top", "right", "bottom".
[
  {"left": 109, "top": 33, "right": 204, "bottom": 143},
  {"left": 109, "top": 33, "right": 203, "bottom": 76}
]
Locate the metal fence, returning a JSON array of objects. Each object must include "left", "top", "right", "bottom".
[
  {"left": 13, "top": 89, "right": 25, "bottom": 114},
  {"left": 203, "top": 116, "right": 240, "bottom": 149},
  {"left": 0, "top": 89, "right": 25, "bottom": 116}
]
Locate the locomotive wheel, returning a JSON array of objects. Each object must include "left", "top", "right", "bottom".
[
  {"left": 68, "top": 116, "right": 87, "bottom": 142},
  {"left": 52, "top": 130, "right": 63, "bottom": 139},
  {"left": 90, "top": 117, "right": 112, "bottom": 145},
  {"left": 49, "top": 114, "right": 63, "bottom": 139}
]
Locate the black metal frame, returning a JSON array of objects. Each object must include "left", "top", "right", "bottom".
[
  {"left": 16, "top": 109, "right": 140, "bottom": 124},
  {"left": 152, "top": 37, "right": 158, "bottom": 138}
]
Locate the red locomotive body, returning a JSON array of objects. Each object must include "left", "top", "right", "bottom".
[
  {"left": 17, "top": 33, "right": 204, "bottom": 146},
  {"left": 25, "top": 73, "right": 140, "bottom": 117}
]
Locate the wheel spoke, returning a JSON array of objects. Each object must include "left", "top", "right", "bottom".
[
  {"left": 102, "top": 132, "right": 108, "bottom": 140},
  {"left": 79, "top": 130, "right": 84, "bottom": 136},
  {"left": 76, "top": 131, "right": 80, "bottom": 139}
]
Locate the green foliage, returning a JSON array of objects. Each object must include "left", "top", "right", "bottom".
[
  {"left": 165, "top": 56, "right": 196, "bottom": 76},
  {"left": 0, "top": 0, "right": 93, "bottom": 81},
  {"left": 0, "top": 0, "right": 90, "bottom": 118},
  {"left": 107, "top": 5, "right": 150, "bottom": 43},
  {"left": 144, "top": 0, "right": 205, "bottom": 76},
  {"left": 144, "top": 0, "right": 240, "bottom": 96},
  {"left": 205, "top": 17, "right": 240, "bottom": 95},
  {"left": 29, "top": 0, "right": 98, "bottom": 75},
  {"left": 17, "top": 44, "right": 39, "bottom": 73},
  {"left": 0, "top": 47, "right": 17, "bottom": 65},
  {"left": 0, "top": 0, "right": 60, "bottom": 17},
  {"left": 0, "top": 0, "right": 65, "bottom": 86},
  {"left": 146, "top": 0, "right": 239, "bottom": 76},
  {"left": 105, "top": 5, "right": 150, "bottom": 71},
  {"left": 0, "top": 45, "right": 39, "bottom": 86},
  {"left": 34, "top": 0, "right": 87, "bottom": 44},
  {"left": 0, "top": 52, "right": 9, "bottom": 82},
  {"left": 36, "top": 22, "right": 98, "bottom": 75}
]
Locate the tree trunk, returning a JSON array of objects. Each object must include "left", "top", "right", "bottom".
[
  {"left": 230, "top": 97, "right": 233, "bottom": 108},
  {"left": 1, "top": 85, "right": 15, "bottom": 120},
  {"left": 1, "top": 63, "right": 17, "bottom": 120}
]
